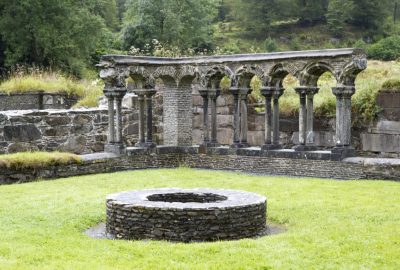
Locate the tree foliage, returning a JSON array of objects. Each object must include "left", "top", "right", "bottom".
[
  {"left": 0, "top": 0, "right": 112, "bottom": 76},
  {"left": 121, "top": 0, "right": 218, "bottom": 50}
]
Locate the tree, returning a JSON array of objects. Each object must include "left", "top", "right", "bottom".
[
  {"left": 236, "top": 0, "right": 276, "bottom": 36},
  {"left": 350, "top": 0, "right": 389, "bottom": 31},
  {"left": 297, "top": 0, "right": 328, "bottom": 26},
  {"left": 121, "top": 0, "right": 218, "bottom": 50},
  {"left": 0, "top": 0, "right": 107, "bottom": 76},
  {"left": 327, "top": 0, "right": 354, "bottom": 37}
]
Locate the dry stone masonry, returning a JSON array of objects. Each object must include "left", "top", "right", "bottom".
[
  {"left": 106, "top": 188, "right": 267, "bottom": 242},
  {"left": 99, "top": 48, "right": 367, "bottom": 160}
]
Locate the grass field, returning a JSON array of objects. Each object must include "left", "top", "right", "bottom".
[{"left": 0, "top": 168, "right": 399, "bottom": 270}]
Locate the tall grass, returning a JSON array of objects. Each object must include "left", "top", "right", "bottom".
[
  {"left": 0, "top": 151, "right": 82, "bottom": 170},
  {"left": 249, "top": 60, "right": 400, "bottom": 122},
  {"left": 0, "top": 66, "right": 103, "bottom": 107}
]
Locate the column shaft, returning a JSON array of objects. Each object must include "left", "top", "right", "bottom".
[
  {"left": 240, "top": 95, "right": 249, "bottom": 145},
  {"left": 265, "top": 96, "right": 272, "bottom": 144},
  {"left": 298, "top": 93, "right": 307, "bottom": 145},
  {"left": 108, "top": 96, "right": 115, "bottom": 143},
  {"left": 273, "top": 96, "right": 280, "bottom": 145},
  {"left": 306, "top": 87, "right": 319, "bottom": 146},
  {"left": 342, "top": 95, "right": 352, "bottom": 146},
  {"left": 232, "top": 92, "right": 240, "bottom": 145},
  {"left": 210, "top": 92, "right": 220, "bottom": 145},
  {"left": 115, "top": 97, "right": 123, "bottom": 144},
  {"left": 146, "top": 93, "right": 155, "bottom": 144},
  {"left": 137, "top": 95, "right": 146, "bottom": 145}
]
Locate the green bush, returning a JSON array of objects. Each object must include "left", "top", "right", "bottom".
[
  {"left": 264, "top": 37, "right": 278, "bottom": 52},
  {"left": 381, "top": 79, "right": 400, "bottom": 92},
  {"left": 367, "top": 36, "right": 400, "bottom": 61}
]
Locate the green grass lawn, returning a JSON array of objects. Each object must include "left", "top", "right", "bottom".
[{"left": 0, "top": 168, "right": 399, "bottom": 270}]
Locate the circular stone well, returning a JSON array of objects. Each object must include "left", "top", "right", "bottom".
[{"left": 106, "top": 188, "right": 267, "bottom": 242}]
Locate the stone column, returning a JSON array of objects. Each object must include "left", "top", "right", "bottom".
[
  {"left": 332, "top": 86, "right": 356, "bottom": 159},
  {"left": 209, "top": 89, "right": 221, "bottom": 147},
  {"left": 294, "top": 87, "right": 308, "bottom": 151},
  {"left": 104, "top": 88, "right": 127, "bottom": 155},
  {"left": 134, "top": 91, "right": 146, "bottom": 148},
  {"left": 261, "top": 87, "right": 273, "bottom": 150},
  {"left": 230, "top": 87, "right": 241, "bottom": 148},
  {"left": 306, "top": 87, "right": 319, "bottom": 147},
  {"left": 115, "top": 94, "right": 124, "bottom": 144},
  {"left": 106, "top": 94, "right": 115, "bottom": 144},
  {"left": 272, "top": 87, "right": 284, "bottom": 148},
  {"left": 198, "top": 89, "right": 210, "bottom": 146},
  {"left": 145, "top": 90, "right": 157, "bottom": 148},
  {"left": 239, "top": 88, "right": 251, "bottom": 147}
]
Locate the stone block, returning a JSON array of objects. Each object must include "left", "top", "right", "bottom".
[
  {"left": 217, "top": 115, "right": 233, "bottom": 128},
  {"left": 192, "top": 129, "right": 202, "bottom": 145},
  {"left": 361, "top": 133, "right": 400, "bottom": 153},
  {"left": 217, "top": 128, "right": 233, "bottom": 145},
  {"left": 371, "top": 120, "right": 400, "bottom": 135},
  {"left": 216, "top": 95, "right": 233, "bottom": 106},
  {"left": 43, "top": 126, "right": 70, "bottom": 137},
  {"left": 124, "top": 123, "right": 139, "bottom": 135},
  {"left": 192, "top": 95, "right": 203, "bottom": 106},
  {"left": 193, "top": 114, "right": 203, "bottom": 129},
  {"left": 44, "top": 116, "right": 71, "bottom": 126},
  {"left": 248, "top": 131, "right": 264, "bottom": 146},
  {"left": 60, "top": 135, "right": 87, "bottom": 154},
  {"left": 291, "top": 131, "right": 335, "bottom": 147},
  {"left": 8, "top": 142, "right": 39, "bottom": 153},
  {"left": 4, "top": 125, "right": 42, "bottom": 142}
]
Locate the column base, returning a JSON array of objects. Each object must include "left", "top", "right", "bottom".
[
  {"left": 293, "top": 145, "right": 317, "bottom": 152},
  {"left": 230, "top": 143, "right": 244, "bottom": 149},
  {"left": 135, "top": 142, "right": 156, "bottom": 149},
  {"left": 105, "top": 143, "right": 126, "bottom": 155},
  {"left": 205, "top": 142, "right": 220, "bottom": 148},
  {"left": 261, "top": 144, "right": 282, "bottom": 151},
  {"left": 331, "top": 146, "right": 356, "bottom": 161}
]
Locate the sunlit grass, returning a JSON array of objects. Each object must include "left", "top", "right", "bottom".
[
  {"left": 0, "top": 151, "right": 82, "bottom": 170},
  {"left": 0, "top": 168, "right": 399, "bottom": 269},
  {"left": 0, "top": 68, "right": 103, "bottom": 108}
]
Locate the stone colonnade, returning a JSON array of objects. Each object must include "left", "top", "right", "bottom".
[{"left": 99, "top": 49, "right": 367, "bottom": 159}]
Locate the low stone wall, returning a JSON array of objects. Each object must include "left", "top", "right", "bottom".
[
  {"left": 1, "top": 148, "right": 399, "bottom": 185},
  {"left": 0, "top": 92, "right": 78, "bottom": 110}
]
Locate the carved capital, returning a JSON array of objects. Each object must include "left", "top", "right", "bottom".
[
  {"left": 208, "top": 89, "right": 221, "bottom": 99},
  {"left": 332, "top": 86, "right": 355, "bottom": 98}
]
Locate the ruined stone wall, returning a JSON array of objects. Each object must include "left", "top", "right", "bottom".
[
  {"left": 0, "top": 93, "right": 78, "bottom": 111},
  {"left": 0, "top": 108, "right": 141, "bottom": 154}
]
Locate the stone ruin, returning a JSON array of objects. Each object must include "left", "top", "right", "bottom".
[{"left": 98, "top": 48, "right": 367, "bottom": 160}]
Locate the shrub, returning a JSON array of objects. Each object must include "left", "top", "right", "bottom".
[
  {"left": 381, "top": 79, "right": 400, "bottom": 92},
  {"left": 367, "top": 36, "right": 400, "bottom": 61},
  {"left": 264, "top": 38, "right": 278, "bottom": 52}
]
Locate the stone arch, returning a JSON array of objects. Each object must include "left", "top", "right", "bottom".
[
  {"left": 299, "top": 62, "right": 337, "bottom": 86},
  {"left": 176, "top": 65, "right": 199, "bottom": 86},
  {"left": 203, "top": 65, "right": 235, "bottom": 88},
  {"left": 128, "top": 66, "right": 152, "bottom": 89},
  {"left": 267, "top": 63, "right": 292, "bottom": 87},
  {"left": 234, "top": 65, "right": 267, "bottom": 87}
]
